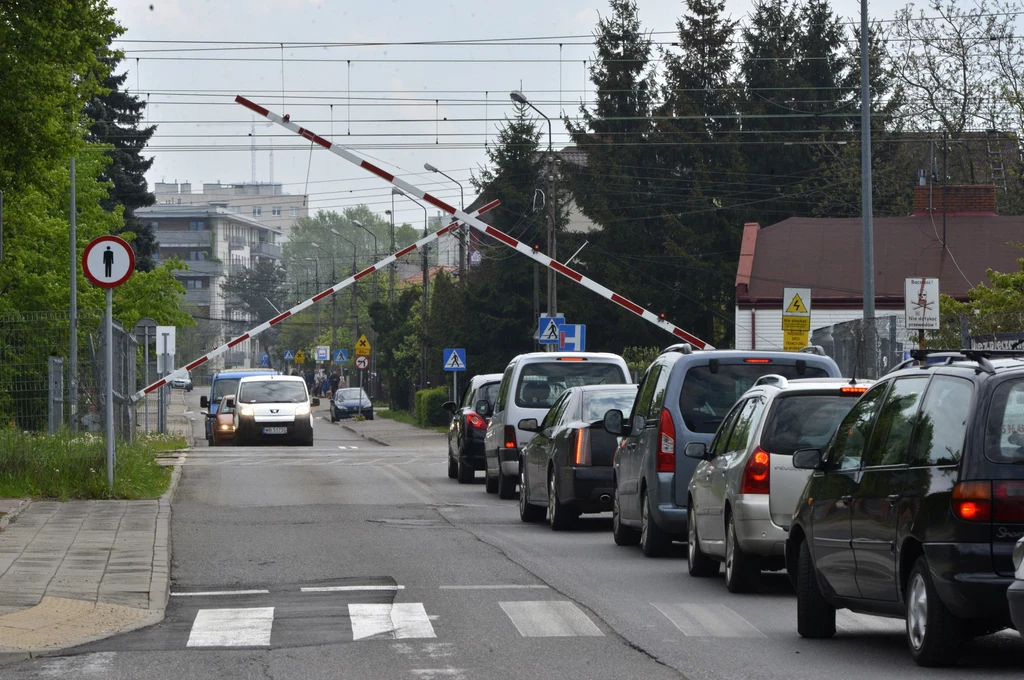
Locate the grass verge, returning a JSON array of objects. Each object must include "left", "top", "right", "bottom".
[
  {"left": 0, "top": 431, "right": 175, "bottom": 500},
  {"left": 376, "top": 409, "right": 448, "bottom": 433}
]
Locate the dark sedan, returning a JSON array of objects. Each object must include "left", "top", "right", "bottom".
[
  {"left": 518, "top": 384, "right": 638, "bottom": 530},
  {"left": 331, "top": 387, "right": 373, "bottom": 421},
  {"left": 444, "top": 373, "right": 502, "bottom": 483}
]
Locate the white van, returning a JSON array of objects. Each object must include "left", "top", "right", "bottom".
[{"left": 483, "top": 352, "right": 630, "bottom": 498}]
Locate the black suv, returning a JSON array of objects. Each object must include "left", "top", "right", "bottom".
[{"left": 787, "top": 350, "right": 1024, "bottom": 667}]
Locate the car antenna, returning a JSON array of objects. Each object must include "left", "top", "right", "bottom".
[{"left": 849, "top": 371, "right": 857, "bottom": 386}]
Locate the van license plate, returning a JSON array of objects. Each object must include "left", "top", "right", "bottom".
[{"left": 262, "top": 427, "right": 288, "bottom": 435}]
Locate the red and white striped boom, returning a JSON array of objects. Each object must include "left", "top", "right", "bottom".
[{"left": 234, "top": 95, "right": 714, "bottom": 350}]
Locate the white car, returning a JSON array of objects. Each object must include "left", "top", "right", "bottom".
[
  {"left": 170, "top": 373, "right": 193, "bottom": 391},
  {"left": 233, "top": 375, "right": 318, "bottom": 447}
]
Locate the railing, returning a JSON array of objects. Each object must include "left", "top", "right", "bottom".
[
  {"left": 252, "top": 241, "right": 281, "bottom": 258},
  {"left": 176, "top": 260, "right": 225, "bottom": 276},
  {"left": 228, "top": 237, "right": 247, "bottom": 250},
  {"left": 184, "top": 290, "right": 212, "bottom": 305},
  {"left": 155, "top": 231, "right": 210, "bottom": 247}
]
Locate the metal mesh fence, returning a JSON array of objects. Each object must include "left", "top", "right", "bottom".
[{"left": 0, "top": 310, "right": 137, "bottom": 439}]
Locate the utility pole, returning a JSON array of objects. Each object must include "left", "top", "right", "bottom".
[
  {"left": 860, "top": 0, "right": 875, "bottom": 321},
  {"left": 69, "top": 156, "right": 78, "bottom": 431},
  {"left": 393, "top": 189, "right": 431, "bottom": 390}
]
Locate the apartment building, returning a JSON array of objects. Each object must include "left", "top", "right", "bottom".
[{"left": 154, "top": 181, "right": 308, "bottom": 242}]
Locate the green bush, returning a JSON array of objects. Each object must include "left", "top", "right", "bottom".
[{"left": 415, "top": 386, "right": 450, "bottom": 427}]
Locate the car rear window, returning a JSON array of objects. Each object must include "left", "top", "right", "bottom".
[
  {"left": 515, "top": 361, "right": 627, "bottom": 409},
  {"left": 679, "top": 363, "right": 830, "bottom": 433},
  {"left": 582, "top": 388, "right": 638, "bottom": 422},
  {"left": 760, "top": 394, "right": 862, "bottom": 456},
  {"left": 984, "top": 378, "right": 1024, "bottom": 464},
  {"left": 212, "top": 378, "right": 240, "bottom": 401},
  {"left": 237, "top": 381, "right": 308, "bottom": 404}
]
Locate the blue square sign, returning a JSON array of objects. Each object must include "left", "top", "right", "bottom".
[
  {"left": 558, "top": 324, "right": 586, "bottom": 352},
  {"left": 283, "top": 349, "right": 295, "bottom": 361},
  {"left": 334, "top": 348, "right": 349, "bottom": 363},
  {"left": 538, "top": 316, "right": 565, "bottom": 345},
  {"left": 443, "top": 348, "right": 466, "bottom": 372}
]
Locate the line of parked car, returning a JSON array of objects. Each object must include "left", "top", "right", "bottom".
[{"left": 443, "top": 344, "right": 1024, "bottom": 667}]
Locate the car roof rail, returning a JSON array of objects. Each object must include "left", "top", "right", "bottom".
[
  {"left": 661, "top": 342, "right": 693, "bottom": 355},
  {"left": 893, "top": 349, "right": 998, "bottom": 375},
  {"left": 753, "top": 374, "right": 788, "bottom": 388},
  {"left": 799, "top": 345, "right": 827, "bottom": 356}
]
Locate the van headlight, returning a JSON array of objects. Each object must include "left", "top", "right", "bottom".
[
  {"left": 240, "top": 406, "right": 254, "bottom": 417},
  {"left": 295, "top": 403, "right": 310, "bottom": 416}
]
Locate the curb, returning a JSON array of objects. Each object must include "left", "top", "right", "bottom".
[
  {"left": 0, "top": 499, "right": 31, "bottom": 533},
  {"left": 341, "top": 425, "right": 391, "bottom": 447}
]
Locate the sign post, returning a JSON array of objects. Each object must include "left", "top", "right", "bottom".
[
  {"left": 443, "top": 349, "right": 466, "bottom": 402},
  {"left": 781, "top": 287, "right": 812, "bottom": 351},
  {"left": 355, "top": 354, "right": 369, "bottom": 415},
  {"left": 134, "top": 318, "right": 157, "bottom": 432},
  {"left": 905, "top": 277, "right": 940, "bottom": 348},
  {"left": 82, "top": 235, "right": 135, "bottom": 489}
]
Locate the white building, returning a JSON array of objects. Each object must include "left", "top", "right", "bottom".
[{"left": 153, "top": 181, "right": 308, "bottom": 242}]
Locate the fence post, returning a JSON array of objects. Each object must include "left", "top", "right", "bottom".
[
  {"left": 959, "top": 313, "right": 970, "bottom": 349},
  {"left": 48, "top": 357, "right": 63, "bottom": 434}
]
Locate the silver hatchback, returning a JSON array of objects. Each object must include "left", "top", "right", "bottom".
[{"left": 684, "top": 375, "right": 872, "bottom": 592}]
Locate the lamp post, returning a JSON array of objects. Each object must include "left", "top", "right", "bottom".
[
  {"left": 352, "top": 219, "right": 378, "bottom": 304},
  {"left": 424, "top": 162, "right": 466, "bottom": 282},
  {"left": 510, "top": 90, "right": 556, "bottom": 319},
  {"left": 394, "top": 189, "right": 431, "bottom": 390},
  {"left": 305, "top": 252, "right": 321, "bottom": 338},
  {"left": 385, "top": 200, "right": 396, "bottom": 302},
  {"left": 329, "top": 228, "right": 356, "bottom": 353}
]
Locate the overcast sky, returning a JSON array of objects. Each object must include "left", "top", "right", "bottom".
[{"left": 111, "top": 0, "right": 909, "bottom": 225}]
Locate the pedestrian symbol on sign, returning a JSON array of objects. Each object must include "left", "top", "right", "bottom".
[
  {"left": 103, "top": 247, "right": 115, "bottom": 277},
  {"left": 443, "top": 348, "right": 466, "bottom": 372},
  {"left": 538, "top": 316, "right": 565, "bottom": 345}
]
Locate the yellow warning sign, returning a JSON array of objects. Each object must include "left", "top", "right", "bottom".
[
  {"left": 782, "top": 316, "right": 811, "bottom": 332},
  {"left": 294, "top": 350, "right": 306, "bottom": 364},
  {"left": 783, "top": 329, "right": 809, "bottom": 352},
  {"left": 355, "top": 334, "right": 371, "bottom": 356},
  {"left": 786, "top": 293, "right": 808, "bottom": 314}
]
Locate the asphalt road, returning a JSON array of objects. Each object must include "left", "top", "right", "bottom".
[{"left": 4, "top": 392, "right": 1022, "bottom": 679}]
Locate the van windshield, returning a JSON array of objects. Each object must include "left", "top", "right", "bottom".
[
  {"left": 212, "top": 378, "right": 240, "bottom": 402},
  {"left": 515, "top": 362, "right": 627, "bottom": 409},
  {"left": 237, "top": 381, "right": 308, "bottom": 404},
  {"left": 679, "top": 363, "right": 829, "bottom": 433},
  {"left": 760, "top": 394, "right": 858, "bottom": 456}
]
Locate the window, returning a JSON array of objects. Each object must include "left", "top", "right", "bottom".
[
  {"left": 212, "top": 379, "right": 239, "bottom": 402},
  {"left": 465, "top": 381, "right": 499, "bottom": 409},
  {"left": 679, "top": 362, "right": 830, "bottom": 434},
  {"left": 761, "top": 394, "right": 862, "bottom": 456},
  {"left": 913, "top": 376, "right": 973, "bottom": 466},
  {"left": 494, "top": 364, "right": 515, "bottom": 414},
  {"left": 252, "top": 207, "right": 262, "bottom": 217},
  {"left": 237, "top": 380, "right": 308, "bottom": 404},
  {"left": 185, "top": 279, "right": 202, "bottom": 290},
  {"left": 725, "top": 396, "right": 766, "bottom": 453},
  {"left": 289, "top": 207, "right": 299, "bottom": 217},
  {"left": 829, "top": 382, "right": 888, "bottom": 470},
  {"left": 514, "top": 361, "right": 626, "bottom": 409},
  {"left": 863, "top": 377, "right": 928, "bottom": 467},
  {"left": 984, "top": 378, "right": 1024, "bottom": 464},
  {"left": 709, "top": 401, "right": 745, "bottom": 457},
  {"left": 188, "top": 220, "right": 205, "bottom": 232},
  {"left": 630, "top": 364, "right": 662, "bottom": 423},
  {"left": 188, "top": 251, "right": 207, "bottom": 261},
  {"left": 150, "top": 221, "right": 159, "bottom": 231},
  {"left": 272, "top": 206, "right": 282, "bottom": 216},
  {"left": 541, "top": 393, "right": 571, "bottom": 430},
  {"left": 583, "top": 389, "right": 638, "bottom": 422}
]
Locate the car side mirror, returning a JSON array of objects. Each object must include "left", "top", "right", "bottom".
[
  {"left": 603, "top": 409, "right": 625, "bottom": 436},
  {"left": 792, "top": 448, "right": 823, "bottom": 470},
  {"left": 474, "top": 400, "right": 490, "bottom": 417},
  {"left": 442, "top": 401, "right": 457, "bottom": 414},
  {"left": 683, "top": 442, "right": 708, "bottom": 460},
  {"left": 199, "top": 396, "right": 209, "bottom": 408},
  {"left": 200, "top": 411, "right": 209, "bottom": 417},
  {"left": 518, "top": 418, "right": 541, "bottom": 433},
  {"left": 311, "top": 398, "right": 320, "bottom": 407}
]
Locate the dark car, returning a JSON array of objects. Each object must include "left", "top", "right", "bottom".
[
  {"left": 331, "top": 387, "right": 373, "bottom": 421},
  {"left": 518, "top": 384, "right": 638, "bottom": 529},
  {"left": 603, "top": 345, "right": 840, "bottom": 557},
  {"left": 787, "top": 349, "right": 1024, "bottom": 667},
  {"left": 444, "top": 373, "right": 502, "bottom": 484}
]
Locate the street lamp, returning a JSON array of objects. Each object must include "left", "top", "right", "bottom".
[
  {"left": 305, "top": 254, "right": 322, "bottom": 339},
  {"left": 424, "top": 162, "right": 466, "bottom": 281},
  {"left": 510, "top": 89, "right": 556, "bottom": 318},
  {"left": 329, "top": 228, "right": 358, "bottom": 352},
  {"left": 394, "top": 189, "right": 431, "bottom": 390},
  {"left": 385, "top": 199, "right": 397, "bottom": 302},
  {"left": 352, "top": 220, "right": 378, "bottom": 303}
]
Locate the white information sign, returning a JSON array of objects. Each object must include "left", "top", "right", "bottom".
[{"left": 905, "top": 278, "right": 940, "bottom": 330}]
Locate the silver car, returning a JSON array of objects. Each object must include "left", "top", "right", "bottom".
[{"left": 683, "top": 375, "right": 872, "bottom": 592}]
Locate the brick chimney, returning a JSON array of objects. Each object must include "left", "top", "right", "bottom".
[{"left": 913, "top": 184, "right": 997, "bottom": 216}]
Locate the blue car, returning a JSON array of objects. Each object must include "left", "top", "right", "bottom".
[
  {"left": 200, "top": 369, "right": 278, "bottom": 444},
  {"left": 331, "top": 387, "right": 373, "bottom": 421}
]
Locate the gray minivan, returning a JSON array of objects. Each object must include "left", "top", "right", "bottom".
[{"left": 603, "top": 344, "right": 840, "bottom": 556}]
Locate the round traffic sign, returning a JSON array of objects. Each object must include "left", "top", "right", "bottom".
[
  {"left": 355, "top": 355, "right": 369, "bottom": 371},
  {"left": 83, "top": 235, "right": 135, "bottom": 288}
]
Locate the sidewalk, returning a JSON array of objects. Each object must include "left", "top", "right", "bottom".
[
  {"left": 341, "top": 413, "right": 447, "bottom": 447},
  {"left": 0, "top": 393, "right": 188, "bottom": 660}
]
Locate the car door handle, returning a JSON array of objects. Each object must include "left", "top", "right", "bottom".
[{"left": 886, "top": 494, "right": 901, "bottom": 505}]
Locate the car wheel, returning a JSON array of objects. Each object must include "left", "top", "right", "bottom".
[
  {"left": 724, "top": 512, "right": 760, "bottom": 593},
  {"left": 548, "top": 469, "right": 578, "bottom": 531},
  {"left": 640, "top": 488, "right": 671, "bottom": 557},
  {"left": 330, "top": 408, "right": 337, "bottom": 423},
  {"left": 447, "top": 453, "right": 458, "bottom": 479},
  {"left": 906, "top": 556, "right": 962, "bottom": 667},
  {"left": 796, "top": 539, "right": 836, "bottom": 639},
  {"left": 456, "top": 447, "right": 474, "bottom": 484},
  {"left": 687, "top": 502, "right": 719, "bottom": 577},
  {"left": 612, "top": 485, "right": 640, "bottom": 546},
  {"left": 497, "top": 468, "right": 517, "bottom": 500},
  {"left": 519, "top": 466, "right": 546, "bottom": 523},
  {"left": 484, "top": 470, "right": 499, "bottom": 494}
]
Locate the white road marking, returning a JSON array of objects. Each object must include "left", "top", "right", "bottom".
[
  {"left": 498, "top": 601, "right": 603, "bottom": 637},
  {"left": 171, "top": 590, "right": 270, "bottom": 597},
  {"left": 186, "top": 607, "right": 274, "bottom": 647},
  {"left": 301, "top": 585, "right": 405, "bottom": 593},
  {"left": 439, "top": 585, "right": 549, "bottom": 590},
  {"left": 338, "top": 445, "right": 360, "bottom": 450},
  {"left": 349, "top": 603, "right": 436, "bottom": 640},
  {"left": 836, "top": 610, "right": 906, "bottom": 634},
  {"left": 652, "top": 603, "right": 765, "bottom": 638}
]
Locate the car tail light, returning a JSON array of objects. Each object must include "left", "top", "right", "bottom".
[
  {"left": 573, "top": 428, "right": 592, "bottom": 466},
  {"left": 744, "top": 358, "right": 772, "bottom": 364},
  {"left": 656, "top": 408, "right": 675, "bottom": 473},
  {"left": 994, "top": 481, "right": 1024, "bottom": 523},
  {"left": 952, "top": 481, "right": 992, "bottom": 522},
  {"left": 504, "top": 425, "right": 518, "bottom": 450},
  {"left": 557, "top": 357, "right": 586, "bottom": 361},
  {"left": 840, "top": 386, "right": 868, "bottom": 395},
  {"left": 466, "top": 411, "right": 487, "bottom": 430},
  {"left": 741, "top": 447, "right": 771, "bottom": 494}
]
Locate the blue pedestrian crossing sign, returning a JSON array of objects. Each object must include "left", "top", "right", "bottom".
[
  {"left": 334, "top": 349, "right": 348, "bottom": 363},
  {"left": 443, "top": 348, "right": 467, "bottom": 372},
  {"left": 260, "top": 353, "right": 270, "bottom": 368},
  {"left": 538, "top": 315, "right": 565, "bottom": 345},
  {"left": 283, "top": 349, "right": 295, "bottom": 362},
  {"left": 557, "top": 324, "right": 586, "bottom": 352}
]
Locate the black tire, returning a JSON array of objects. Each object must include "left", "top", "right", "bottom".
[
  {"left": 457, "top": 448, "right": 475, "bottom": 484},
  {"left": 612, "top": 485, "right": 640, "bottom": 546},
  {"left": 548, "top": 469, "right": 578, "bottom": 531},
  {"left": 640, "top": 488, "right": 672, "bottom": 557},
  {"left": 330, "top": 408, "right": 337, "bottom": 423},
  {"left": 367, "top": 411, "right": 374, "bottom": 420},
  {"left": 687, "top": 502, "right": 719, "bottom": 577},
  {"left": 796, "top": 539, "right": 836, "bottom": 639},
  {"left": 447, "top": 452, "right": 458, "bottom": 479},
  {"left": 497, "top": 469, "right": 517, "bottom": 500},
  {"left": 519, "top": 466, "right": 547, "bottom": 523},
  {"left": 906, "top": 556, "right": 963, "bottom": 667},
  {"left": 485, "top": 470, "right": 499, "bottom": 494},
  {"left": 724, "top": 512, "right": 760, "bottom": 593}
]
